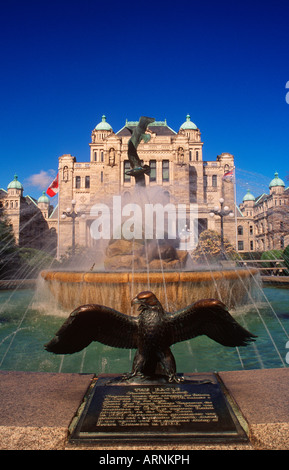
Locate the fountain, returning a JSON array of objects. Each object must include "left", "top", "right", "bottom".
[
  {"left": 40, "top": 116, "right": 259, "bottom": 313},
  {"left": 40, "top": 266, "right": 259, "bottom": 313},
  {"left": 1, "top": 117, "right": 289, "bottom": 453}
]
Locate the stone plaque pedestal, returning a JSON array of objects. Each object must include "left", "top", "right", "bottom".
[{"left": 69, "top": 373, "right": 247, "bottom": 444}]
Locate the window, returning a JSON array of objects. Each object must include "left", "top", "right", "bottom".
[
  {"left": 85, "top": 176, "right": 90, "bottom": 189},
  {"left": 101, "top": 151, "right": 104, "bottom": 162},
  {"left": 101, "top": 171, "right": 103, "bottom": 183},
  {"left": 94, "top": 151, "right": 97, "bottom": 161},
  {"left": 237, "top": 225, "right": 243, "bottom": 236},
  {"left": 249, "top": 225, "right": 253, "bottom": 235},
  {"left": 250, "top": 240, "right": 254, "bottom": 251},
  {"left": 212, "top": 175, "right": 217, "bottom": 187},
  {"left": 124, "top": 161, "right": 131, "bottom": 183},
  {"left": 238, "top": 241, "right": 244, "bottom": 251},
  {"left": 196, "top": 150, "right": 199, "bottom": 161},
  {"left": 75, "top": 176, "right": 81, "bottom": 188},
  {"left": 203, "top": 175, "right": 208, "bottom": 187},
  {"left": 162, "top": 160, "right": 169, "bottom": 182},
  {"left": 189, "top": 151, "right": 192, "bottom": 161},
  {"left": 150, "top": 160, "right": 156, "bottom": 182}
]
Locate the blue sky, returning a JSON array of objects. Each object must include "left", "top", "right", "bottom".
[{"left": 1, "top": 0, "right": 289, "bottom": 203}]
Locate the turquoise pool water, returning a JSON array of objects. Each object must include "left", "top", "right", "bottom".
[{"left": 0, "top": 286, "right": 288, "bottom": 374}]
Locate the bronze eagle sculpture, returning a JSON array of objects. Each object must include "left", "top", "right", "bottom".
[{"left": 45, "top": 291, "right": 256, "bottom": 382}]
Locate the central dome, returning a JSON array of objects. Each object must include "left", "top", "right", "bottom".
[{"left": 95, "top": 115, "right": 112, "bottom": 131}]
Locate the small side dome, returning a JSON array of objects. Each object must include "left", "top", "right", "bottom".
[
  {"left": 38, "top": 191, "right": 50, "bottom": 204},
  {"left": 7, "top": 174, "right": 23, "bottom": 190},
  {"left": 269, "top": 172, "right": 285, "bottom": 188},
  {"left": 95, "top": 115, "right": 112, "bottom": 131},
  {"left": 180, "top": 114, "right": 197, "bottom": 130},
  {"left": 243, "top": 189, "right": 255, "bottom": 202}
]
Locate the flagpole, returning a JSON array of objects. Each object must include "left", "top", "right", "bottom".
[
  {"left": 57, "top": 191, "right": 60, "bottom": 260},
  {"left": 233, "top": 166, "right": 238, "bottom": 250},
  {"left": 46, "top": 172, "right": 60, "bottom": 260}
]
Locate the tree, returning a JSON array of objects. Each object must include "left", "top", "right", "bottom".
[
  {"left": 0, "top": 216, "right": 22, "bottom": 278},
  {"left": 191, "top": 229, "right": 238, "bottom": 263}
]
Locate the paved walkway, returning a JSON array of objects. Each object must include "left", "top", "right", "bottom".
[{"left": 0, "top": 368, "right": 288, "bottom": 450}]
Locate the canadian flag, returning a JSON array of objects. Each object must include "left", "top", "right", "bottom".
[
  {"left": 222, "top": 169, "right": 234, "bottom": 182},
  {"left": 46, "top": 173, "right": 59, "bottom": 197}
]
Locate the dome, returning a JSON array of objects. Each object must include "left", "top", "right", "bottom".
[
  {"left": 95, "top": 115, "right": 112, "bottom": 131},
  {"left": 7, "top": 174, "right": 23, "bottom": 190},
  {"left": 180, "top": 114, "right": 197, "bottom": 130},
  {"left": 38, "top": 191, "right": 50, "bottom": 204},
  {"left": 269, "top": 172, "right": 285, "bottom": 188},
  {"left": 243, "top": 189, "right": 255, "bottom": 202}
]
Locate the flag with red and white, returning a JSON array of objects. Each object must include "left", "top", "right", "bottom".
[
  {"left": 222, "top": 169, "right": 234, "bottom": 182},
  {"left": 46, "top": 173, "right": 59, "bottom": 197}
]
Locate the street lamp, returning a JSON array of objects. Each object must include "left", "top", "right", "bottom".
[
  {"left": 209, "top": 198, "right": 234, "bottom": 257},
  {"left": 61, "top": 200, "right": 85, "bottom": 256}
]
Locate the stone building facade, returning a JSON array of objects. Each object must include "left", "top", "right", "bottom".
[
  {"left": 56, "top": 115, "right": 236, "bottom": 257},
  {"left": 0, "top": 175, "right": 57, "bottom": 253},
  {"left": 237, "top": 173, "right": 289, "bottom": 252},
  {"left": 2, "top": 116, "right": 288, "bottom": 259}
]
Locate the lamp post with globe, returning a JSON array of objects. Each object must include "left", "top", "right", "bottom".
[
  {"left": 61, "top": 200, "right": 85, "bottom": 256},
  {"left": 209, "top": 198, "right": 234, "bottom": 257}
]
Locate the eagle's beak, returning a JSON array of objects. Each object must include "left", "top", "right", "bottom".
[{"left": 131, "top": 296, "right": 141, "bottom": 306}]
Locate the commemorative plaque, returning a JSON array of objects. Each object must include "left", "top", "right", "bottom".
[{"left": 69, "top": 373, "right": 248, "bottom": 444}]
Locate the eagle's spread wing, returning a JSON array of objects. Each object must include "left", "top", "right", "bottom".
[
  {"left": 45, "top": 304, "right": 139, "bottom": 354},
  {"left": 166, "top": 299, "right": 257, "bottom": 347}
]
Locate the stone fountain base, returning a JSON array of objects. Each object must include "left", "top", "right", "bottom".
[{"left": 41, "top": 268, "right": 259, "bottom": 313}]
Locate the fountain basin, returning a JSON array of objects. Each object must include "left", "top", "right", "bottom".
[{"left": 41, "top": 268, "right": 259, "bottom": 313}]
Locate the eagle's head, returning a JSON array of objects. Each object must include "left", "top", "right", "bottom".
[{"left": 131, "top": 291, "right": 162, "bottom": 312}]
